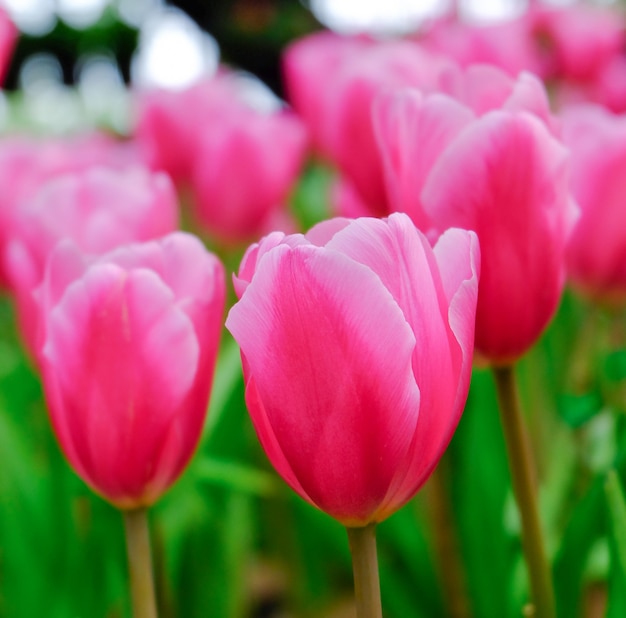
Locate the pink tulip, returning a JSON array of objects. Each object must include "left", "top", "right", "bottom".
[
  {"left": 374, "top": 88, "right": 577, "bottom": 363},
  {"left": 561, "top": 104, "right": 626, "bottom": 304},
  {"left": 423, "top": 110, "right": 577, "bottom": 363},
  {"left": 38, "top": 233, "right": 225, "bottom": 508},
  {"left": 226, "top": 213, "right": 479, "bottom": 526},
  {"left": 373, "top": 69, "right": 556, "bottom": 234},
  {"left": 134, "top": 76, "right": 241, "bottom": 185},
  {"left": 420, "top": 13, "right": 542, "bottom": 78},
  {"left": 190, "top": 106, "right": 307, "bottom": 243},
  {"left": 532, "top": 4, "right": 626, "bottom": 82},
  {"left": 283, "top": 32, "right": 455, "bottom": 217},
  {"left": 0, "top": 133, "right": 144, "bottom": 287},
  {"left": 4, "top": 166, "right": 178, "bottom": 356},
  {"left": 134, "top": 72, "right": 308, "bottom": 243},
  {"left": 0, "top": 7, "right": 17, "bottom": 85},
  {"left": 282, "top": 31, "right": 375, "bottom": 154}
]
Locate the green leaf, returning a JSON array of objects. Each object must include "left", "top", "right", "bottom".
[
  {"left": 605, "top": 470, "right": 626, "bottom": 617},
  {"left": 194, "top": 457, "right": 282, "bottom": 497}
]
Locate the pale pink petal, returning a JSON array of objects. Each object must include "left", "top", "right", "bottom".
[
  {"left": 423, "top": 111, "right": 576, "bottom": 362},
  {"left": 373, "top": 89, "right": 474, "bottom": 230},
  {"left": 377, "top": 227, "right": 480, "bottom": 514},
  {"left": 42, "top": 264, "right": 199, "bottom": 506},
  {"left": 324, "top": 214, "right": 468, "bottom": 512},
  {"left": 226, "top": 243, "right": 420, "bottom": 525}
]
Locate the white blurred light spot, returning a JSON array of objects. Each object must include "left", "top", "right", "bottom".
[
  {"left": 16, "top": 55, "right": 82, "bottom": 133},
  {"left": 3, "top": 0, "right": 56, "bottom": 36},
  {"left": 0, "top": 92, "right": 10, "bottom": 132},
  {"left": 19, "top": 53, "right": 63, "bottom": 93},
  {"left": 131, "top": 8, "right": 220, "bottom": 90},
  {"left": 77, "top": 54, "right": 129, "bottom": 132},
  {"left": 459, "top": 0, "right": 527, "bottom": 23},
  {"left": 310, "top": 0, "right": 451, "bottom": 35},
  {"left": 116, "top": 0, "right": 163, "bottom": 27},
  {"left": 57, "top": 0, "right": 108, "bottom": 29}
]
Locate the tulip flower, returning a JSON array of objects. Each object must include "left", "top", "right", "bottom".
[
  {"left": 532, "top": 4, "right": 625, "bottom": 83},
  {"left": 135, "top": 71, "right": 308, "bottom": 243},
  {"left": 374, "top": 87, "right": 577, "bottom": 617},
  {"left": 4, "top": 166, "right": 179, "bottom": 358},
  {"left": 135, "top": 77, "right": 240, "bottom": 186},
  {"left": 227, "top": 213, "right": 479, "bottom": 617},
  {"left": 420, "top": 12, "right": 542, "bottom": 78},
  {"left": 0, "top": 133, "right": 143, "bottom": 288},
  {"left": 38, "top": 232, "right": 225, "bottom": 617},
  {"left": 190, "top": 106, "right": 307, "bottom": 243},
  {"left": 561, "top": 104, "right": 626, "bottom": 305},
  {"left": 283, "top": 32, "right": 455, "bottom": 217},
  {"left": 374, "top": 87, "right": 571, "bottom": 363}
]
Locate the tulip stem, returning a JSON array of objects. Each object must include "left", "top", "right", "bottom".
[
  {"left": 492, "top": 365, "right": 555, "bottom": 618},
  {"left": 346, "top": 524, "right": 382, "bottom": 618},
  {"left": 123, "top": 507, "right": 158, "bottom": 618}
]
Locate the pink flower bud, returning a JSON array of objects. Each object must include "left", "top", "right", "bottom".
[
  {"left": 38, "top": 233, "right": 225, "bottom": 509},
  {"left": 561, "top": 104, "right": 626, "bottom": 305},
  {"left": 227, "top": 213, "right": 479, "bottom": 526},
  {"left": 374, "top": 79, "right": 576, "bottom": 364}
]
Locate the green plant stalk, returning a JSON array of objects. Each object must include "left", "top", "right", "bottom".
[
  {"left": 346, "top": 524, "right": 382, "bottom": 618},
  {"left": 492, "top": 365, "right": 556, "bottom": 618},
  {"left": 123, "top": 507, "right": 158, "bottom": 618}
]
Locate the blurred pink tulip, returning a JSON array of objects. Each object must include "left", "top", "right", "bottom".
[
  {"left": 423, "top": 110, "right": 577, "bottom": 363},
  {"left": 561, "top": 104, "right": 626, "bottom": 304},
  {"left": 283, "top": 32, "right": 455, "bottom": 217},
  {"left": 375, "top": 89, "right": 577, "bottom": 363},
  {"left": 190, "top": 107, "right": 306, "bottom": 243},
  {"left": 373, "top": 69, "right": 556, "bottom": 233},
  {"left": 227, "top": 213, "right": 479, "bottom": 526},
  {"left": 134, "top": 77, "right": 241, "bottom": 185},
  {"left": 0, "top": 7, "right": 17, "bottom": 85},
  {"left": 420, "top": 13, "right": 542, "bottom": 78},
  {"left": 4, "top": 166, "right": 178, "bottom": 356},
  {"left": 135, "top": 72, "right": 308, "bottom": 242},
  {"left": 38, "top": 233, "right": 225, "bottom": 508},
  {"left": 533, "top": 4, "right": 626, "bottom": 82},
  {"left": 0, "top": 133, "right": 144, "bottom": 287}
]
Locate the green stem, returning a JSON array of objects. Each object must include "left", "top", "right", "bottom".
[
  {"left": 123, "top": 507, "right": 158, "bottom": 618},
  {"left": 492, "top": 365, "right": 556, "bottom": 618},
  {"left": 346, "top": 524, "right": 382, "bottom": 618}
]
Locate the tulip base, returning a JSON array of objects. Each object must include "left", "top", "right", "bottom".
[
  {"left": 346, "top": 524, "right": 382, "bottom": 618},
  {"left": 492, "top": 365, "right": 556, "bottom": 618},
  {"left": 123, "top": 507, "right": 158, "bottom": 618}
]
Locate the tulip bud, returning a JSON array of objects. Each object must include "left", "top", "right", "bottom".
[
  {"left": 38, "top": 233, "right": 225, "bottom": 508},
  {"left": 227, "top": 213, "right": 479, "bottom": 526}
]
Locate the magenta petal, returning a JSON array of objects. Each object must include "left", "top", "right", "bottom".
[
  {"left": 226, "top": 244, "right": 420, "bottom": 525},
  {"left": 432, "top": 228, "right": 480, "bottom": 412},
  {"left": 43, "top": 264, "right": 200, "bottom": 506},
  {"left": 373, "top": 89, "right": 474, "bottom": 230},
  {"left": 325, "top": 215, "right": 478, "bottom": 512},
  {"left": 423, "top": 111, "right": 576, "bottom": 362}
]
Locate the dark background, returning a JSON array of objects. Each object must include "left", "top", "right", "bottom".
[{"left": 4, "top": 0, "right": 321, "bottom": 97}]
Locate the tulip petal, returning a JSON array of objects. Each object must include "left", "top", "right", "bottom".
[
  {"left": 373, "top": 90, "right": 474, "bottom": 231},
  {"left": 423, "top": 111, "right": 576, "bottom": 361},
  {"left": 324, "top": 214, "right": 473, "bottom": 513},
  {"left": 226, "top": 243, "right": 420, "bottom": 524},
  {"left": 43, "top": 264, "right": 200, "bottom": 505}
]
